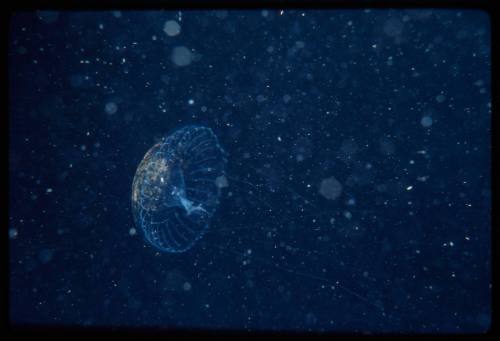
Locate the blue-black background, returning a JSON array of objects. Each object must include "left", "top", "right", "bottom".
[{"left": 9, "top": 9, "right": 491, "bottom": 332}]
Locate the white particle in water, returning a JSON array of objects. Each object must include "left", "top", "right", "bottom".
[
  {"left": 9, "top": 228, "right": 18, "bottom": 239},
  {"left": 215, "top": 175, "right": 228, "bottom": 189},
  {"left": 420, "top": 115, "right": 433, "bottom": 128},
  {"left": 171, "top": 46, "right": 192, "bottom": 66},
  {"left": 163, "top": 20, "right": 181, "bottom": 37},
  {"left": 436, "top": 94, "right": 446, "bottom": 103},
  {"left": 105, "top": 102, "right": 118, "bottom": 115},
  {"left": 319, "top": 176, "right": 343, "bottom": 200}
]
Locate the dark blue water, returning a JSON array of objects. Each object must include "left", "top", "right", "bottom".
[{"left": 9, "top": 9, "right": 491, "bottom": 333}]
